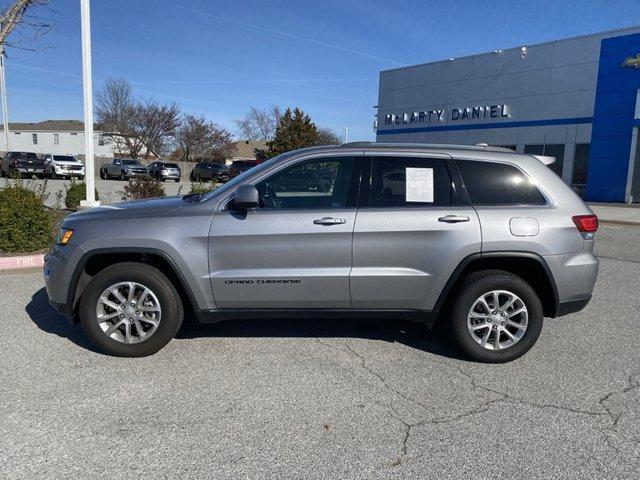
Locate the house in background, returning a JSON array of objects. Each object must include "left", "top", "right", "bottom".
[{"left": 0, "top": 120, "right": 116, "bottom": 157}]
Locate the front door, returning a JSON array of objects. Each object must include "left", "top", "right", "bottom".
[
  {"left": 350, "top": 154, "right": 482, "bottom": 311},
  {"left": 209, "top": 155, "right": 361, "bottom": 309}
]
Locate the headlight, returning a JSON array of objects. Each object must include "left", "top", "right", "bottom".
[{"left": 56, "top": 228, "right": 74, "bottom": 245}]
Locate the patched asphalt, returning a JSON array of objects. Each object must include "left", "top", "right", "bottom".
[{"left": 1, "top": 224, "right": 639, "bottom": 479}]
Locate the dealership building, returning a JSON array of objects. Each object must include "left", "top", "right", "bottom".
[{"left": 376, "top": 26, "right": 640, "bottom": 202}]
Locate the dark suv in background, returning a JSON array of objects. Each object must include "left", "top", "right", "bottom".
[
  {"left": 229, "top": 159, "right": 258, "bottom": 178},
  {"left": 189, "top": 162, "right": 229, "bottom": 182},
  {"left": 0, "top": 151, "right": 46, "bottom": 178}
]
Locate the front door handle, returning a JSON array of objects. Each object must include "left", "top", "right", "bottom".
[
  {"left": 438, "top": 215, "right": 470, "bottom": 223},
  {"left": 314, "top": 217, "right": 347, "bottom": 226}
]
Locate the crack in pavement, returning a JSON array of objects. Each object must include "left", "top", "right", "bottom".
[
  {"left": 596, "top": 254, "right": 640, "bottom": 265},
  {"left": 313, "top": 335, "right": 640, "bottom": 469}
]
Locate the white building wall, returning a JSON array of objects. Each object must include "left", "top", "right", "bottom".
[{"left": 0, "top": 129, "right": 115, "bottom": 157}]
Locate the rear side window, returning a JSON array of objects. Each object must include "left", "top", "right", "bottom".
[
  {"left": 368, "top": 156, "right": 452, "bottom": 207},
  {"left": 456, "top": 160, "right": 546, "bottom": 206}
]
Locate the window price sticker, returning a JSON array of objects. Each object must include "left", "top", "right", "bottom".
[{"left": 405, "top": 167, "right": 434, "bottom": 203}]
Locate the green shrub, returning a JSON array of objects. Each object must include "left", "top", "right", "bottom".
[
  {"left": 0, "top": 185, "right": 53, "bottom": 253},
  {"left": 189, "top": 181, "right": 219, "bottom": 195},
  {"left": 65, "top": 181, "right": 99, "bottom": 210},
  {"left": 121, "top": 176, "right": 166, "bottom": 201}
]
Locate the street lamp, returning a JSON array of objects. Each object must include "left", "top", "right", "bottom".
[{"left": 79, "top": 0, "right": 99, "bottom": 207}]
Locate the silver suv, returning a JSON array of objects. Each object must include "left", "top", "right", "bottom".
[{"left": 44, "top": 143, "right": 599, "bottom": 362}]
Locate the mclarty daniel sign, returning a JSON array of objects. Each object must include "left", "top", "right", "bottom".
[{"left": 384, "top": 104, "right": 510, "bottom": 126}]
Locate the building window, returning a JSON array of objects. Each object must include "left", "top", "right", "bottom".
[
  {"left": 524, "top": 144, "right": 565, "bottom": 177},
  {"left": 498, "top": 145, "right": 517, "bottom": 151},
  {"left": 32, "top": 133, "right": 38, "bottom": 145},
  {"left": 98, "top": 134, "right": 104, "bottom": 146},
  {"left": 14, "top": 131, "right": 20, "bottom": 135},
  {"left": 53, "top": 133, "right": 60, "bottom": 145},
  {"left": 70, "top": 132, "right": 78, "bottom": 136},
  {"left": 572, "top": 144, "right": 590, "bottom": 198}
]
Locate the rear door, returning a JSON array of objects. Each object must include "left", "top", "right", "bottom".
[
  {"left": 350, "top": 153, "right": 481, "bottom": 311},
  {"left": 208, "top": 154, "right": 362, "bottom": 309}
]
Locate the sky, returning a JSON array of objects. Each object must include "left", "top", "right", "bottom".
[{"left": 5, "top": 0, "right": 640, "bottom": 141}]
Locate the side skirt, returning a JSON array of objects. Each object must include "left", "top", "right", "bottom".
[{"left": 197, "top": 309, "right": 439, "bottom": 328}]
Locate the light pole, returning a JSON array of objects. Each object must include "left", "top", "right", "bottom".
[
  {"left": 0, "top": 43, "right": 9, "bottom": 152},
  {"left": 79, "top": 0, "right": 99, "bottom": 207},
  {"left": 343, "top": 127, "right": 350, "bottom": 144}
]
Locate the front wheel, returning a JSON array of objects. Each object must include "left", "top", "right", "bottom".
[
  {"left": 120, "top": 171, "right": 127, "bottom": 181},
  {"left": 450, "top": 270, "right": 543, "bottom": 363},
  {"left": 79, "top": 262, "right": 184, "bottom": 357}
]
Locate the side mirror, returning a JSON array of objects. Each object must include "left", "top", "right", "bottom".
[{"left": 231, "top": 185, "right": 259, "bottom": 210}]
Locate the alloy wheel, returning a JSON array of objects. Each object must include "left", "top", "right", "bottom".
[
  {"left": 95, "top": 282, "right": 162, "bottom": 344},
  {"left": 466, "top": 290, "right": 528, "bottom": 351}
]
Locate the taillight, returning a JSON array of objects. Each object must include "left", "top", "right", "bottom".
[{"left": 572, "top": 214, "right": 598, "bottom": 233}]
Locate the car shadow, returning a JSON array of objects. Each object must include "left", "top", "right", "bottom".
[
  {"left": 26, "top": 287, "right": 464, "bottom": 360},
  {"left": 25, "top": 287, "right": 100, "bottom": 353},
  {"left": 176, "top": 313, "right": 465, "bottom": 360}
]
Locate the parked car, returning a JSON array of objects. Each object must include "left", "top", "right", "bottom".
[
  {"left": 149, "top": 161, "right": 181, "bottom": 182},
  {"left": 0, "top": 151, "right": 46, "bottom": 178},
  {"left": 189, "top": 162, "right": 229, "bottom": 183},
  {"left": 45, "top": 142, "right": 599, "bottom": 361},
  {"left": 229, "top": 159, "right": 258, "bottom": 178},
  {"left": 42, "top": 154, "right": 85, "bottom": 180},
  {"left": 100, "top": 158, "right": 149, "bottom": 180}
]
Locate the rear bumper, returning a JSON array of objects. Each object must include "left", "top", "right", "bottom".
[
  {"left": 544, "top": 251, "right": 599, "bottom": 305},
  {"left": 556, "top": 295, "right": 591, "bottom": 317}
]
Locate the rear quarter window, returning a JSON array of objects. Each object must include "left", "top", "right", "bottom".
[{"left": 456, "top": 160, "right": 546, "bottom": 206}]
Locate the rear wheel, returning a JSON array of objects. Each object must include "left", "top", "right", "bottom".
[
  {"left": 450, "top": 270, "right": 543, "bottom": 363},
  {"left": 79, "top": 262, "right": 183, "bottom": 357}
]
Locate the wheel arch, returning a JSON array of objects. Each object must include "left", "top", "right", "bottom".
[
  {"left": 67, "top": 248, "right": 201, "bottom": 323},
  {"left": 434, "top": 251, "right": 560, "bottom": 319}
]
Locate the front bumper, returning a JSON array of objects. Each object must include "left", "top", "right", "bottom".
[
  {"left": 161, "top": 171, "right": 181, "bottom": 179},
  {"left": 44, "top": 244, "right": 80, "bottom": 322},
  {"left": 55, "top": 169, "right": 85, "bottom": 177},
  {"left": 126, "top": 171, "right": 150, "bottom": 177}
]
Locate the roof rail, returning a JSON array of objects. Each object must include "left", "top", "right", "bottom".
[{"left": 340, "top": 142, "right": 516, "bottom": 153}]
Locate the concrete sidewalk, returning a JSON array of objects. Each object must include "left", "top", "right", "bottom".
[{"left": 589, "top": 203, "right": 640, "bottom": 226}]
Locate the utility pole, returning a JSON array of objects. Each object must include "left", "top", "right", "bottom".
[
  {"left": 0, "top": 43, "right": 9, "bottom": 152},
  {"left": 343, "top": 127, "right": 349, "bottom": 144},
  {"left": 79, "top": 0, "right": 99, "bottom": 207}
]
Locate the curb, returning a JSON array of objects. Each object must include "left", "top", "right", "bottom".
[{"left": 0, "top": 254, "right": 45, "bottom": 272}]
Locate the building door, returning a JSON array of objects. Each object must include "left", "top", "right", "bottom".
[{"left": 630, "top": 128, "right": 640, "bottom": 203}]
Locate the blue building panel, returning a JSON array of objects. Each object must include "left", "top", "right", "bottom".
[{"left": 586, "top": 33, "right": 640, "bottom": 202}]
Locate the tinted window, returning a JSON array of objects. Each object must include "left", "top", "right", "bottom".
[
  {"left": 11, "top": 152, "right": 38, "bottom": 161},
  {"left": 368, "top": 156, "right": 451, "bottom": 207},
  {"left": 162, "top": 163, "right": 179, "bottom": 168},
  {"left": 257, "top": 157, "right": 358, "bottom": 210},
  {"left": 53, "top": 155, "right": 77, "bottom": 162},
  {"left": 457, "top": 160, "right": 546, "bottom": 206},
  {"left": 122, "top": 159, "right": 140, "bottom": 165}
]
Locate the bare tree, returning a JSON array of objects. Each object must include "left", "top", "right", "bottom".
[
  {"left": 95, "top": 77, "right": 181, "bottom": 159},
  {"left": 134, "top": 99, "right": 180, "bottom": 159},
  {"left": 0, "top": 0, "right": 52, "bottom": 50},
  {"left": 175, "top": 114, "right": 236, "bottom": 162},
  {"left": 95, "top": 77, "right": 145, "bottom": 158},
  {"left": 235, "top": 105, "right": 281, "bottom": 141},
  {"left": 316, "top": 127, "right": 342, "bottom": 145}
]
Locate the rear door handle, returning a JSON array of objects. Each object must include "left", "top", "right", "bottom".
[
  {"left": 314, "top": 217, "right": 347, "bottom": 226},
  {"left": 438, "top": 215, "right": 470, "bottom": 223}
]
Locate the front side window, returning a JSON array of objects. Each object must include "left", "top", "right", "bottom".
[
  {"left": 456, "top": 160, "right": 546, "bottom": 206},
  {"left": 368, "top": 156, "right": 452, "bottom": 207},
  {"left": 256, "top": 156, "right": 358, "bottom": 210}
]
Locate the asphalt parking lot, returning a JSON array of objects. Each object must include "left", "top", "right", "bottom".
[
  {"left": 1, "top": 224, "right": 639, "bottom": 479},
  {"left": 0, "top": 177, "right": 192, "bottom": 207}
]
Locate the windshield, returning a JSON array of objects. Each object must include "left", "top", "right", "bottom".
[
  {"left": 15, "top": 152, "right": 38, "bottom": 161},
  {"left": 200, "top": 152, "right": 298, "bottom": 202},
  {"left": 122, "top": 159, "right": 140, "bottom": 165},
  {"left": 53, "top": 155, "right": 77, "bottom": 162}
]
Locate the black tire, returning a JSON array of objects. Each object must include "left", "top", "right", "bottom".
[
  {"left": 79, "top": 262, "right": 184, "bottom": 357},
  {"left": 99, "top": 169, "right": 106, "bottom": 180},
  {"left": 79, "top": 175, "right": 85, "bottom": 180},
  {"left": 160, "top": 177, "right": 166, "bottom": 182},
  {"left": 120, "top": 171, "right": 127, "bottom": 181},
  {"left": 174, "top": 178, "right": 180, "bottom": 183},
  {"left": 450, "top": 270, "right": 543, "bottom": 363},
  {"left": 50, "top": 170, "right": 57, "bottom": 179}
]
